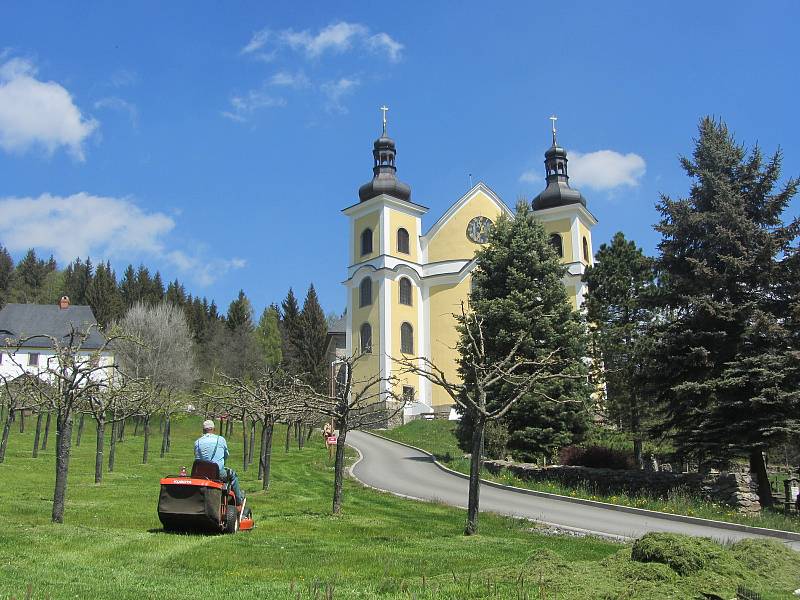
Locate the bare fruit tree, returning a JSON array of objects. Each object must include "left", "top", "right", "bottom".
[
  {"left": 301, "top": 353, "right": 405, "bottom": 515},
  {"left": 2, "top": 325, "right": 125, "bottom": 523},
  {"left": 0, "top": 370, "right": 37, "bottom": 463},
  {"left": 207, "top": 366, "right": 303, "bottom": 491},
  {"left": 114, "top": 302, "right": 197, "bottom": 464},
  {"left": 393, "top": 305, "right": 577, "bottom": 535}
]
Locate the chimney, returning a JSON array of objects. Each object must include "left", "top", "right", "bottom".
[{"left": 59, "top": 296, "right": 70, "bottom": 310}]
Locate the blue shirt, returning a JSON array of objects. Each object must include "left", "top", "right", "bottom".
[{"left": 194, "top": 433, "right": 228, "bottom": 471}]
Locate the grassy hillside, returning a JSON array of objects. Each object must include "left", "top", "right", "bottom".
[{"left": 0, "top": 415, "right": 797, "bottom": 599}]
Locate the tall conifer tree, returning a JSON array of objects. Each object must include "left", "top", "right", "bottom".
[
  {"left": 457, "top": 202, "right": 590, "bottom": 461},
  {"left": 280, "top": 288, "right": 301, "bottom": 372},
  {"left": 648, "top": 117, "right": 799, "bottom": 504},
  {"left": 87, "top": 261, "right": 122, "bottom": 328},
  {"left": 298, "top": 284, "right": 329, "bottom": 391},
  {"left": 255, "top": 304, "right": 283, "bottom": 367},
  {"left": 0, "top": 246, "right": 13, "bottom": 307},
  {"left": 583, "top": 232, "right": 656, "bottom": 467}
]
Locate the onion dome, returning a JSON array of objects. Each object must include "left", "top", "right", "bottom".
[
  {"left": 532, "top": 119, "right": 587, "bottom": 211},
  {"left": 358, "top": 107, "right": 412, "bottom": 202}
]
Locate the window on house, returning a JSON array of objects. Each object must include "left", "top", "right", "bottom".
[
  {"left": 361, "top": 228, "right": 373, "bottom": 256},
  {"left": 402, "top": 385, "right": 415, "bottom": 404},
  {"left": 359, "top": 278, "right": 372, "bottom": 307},
  {"left": 582, "top": 236, "right": 589, "bottom": 262},
  {"left": 28, "top": 353, "right": 39, "bottom": 367},
  {"left": 360, "top": 323, "right": 372, "bottom": 354},
  {"left": 400, "top": 322, "right": 414, "bottom": 354},
  {"left": 550, "top": 233, "right": 563, "bottom": 258},
  {"left": 397, "top": 228, "right": 410, "bottom": 254},
  {"left": 399, "top": 277, "right": 413, "bottom": 306}
]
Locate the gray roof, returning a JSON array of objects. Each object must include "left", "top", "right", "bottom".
[
  {"left": 0, "top": 303, "right": 105, "bottom": 350},
  {"left": 327, "top": 315, "right": 347, "bottom": 335}
]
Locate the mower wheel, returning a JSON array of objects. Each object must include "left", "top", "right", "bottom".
[{"left": 224, "top": 504, "right": 238, "bottom": 534}]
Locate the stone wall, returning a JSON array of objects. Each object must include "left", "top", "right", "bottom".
[{"left": 482, "top": 460, "right": 761, "bottom": 514}]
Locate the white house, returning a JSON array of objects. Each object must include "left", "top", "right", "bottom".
[{"left": 0, "top": 296, "right": 114, "bottom": 381}]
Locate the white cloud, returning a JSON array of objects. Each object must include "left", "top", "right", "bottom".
[
  {"left": 0, "top": 57, "right": 99, "bottom": 160},
  {"left": 268, "top": 70, "right": 310, "bottom": 88},
  {"left": 165, "top": 251, "right": 246, "bottom": 286},
  {"left": 0, "top": 192, "right": 173, "bottom": 260},
  {"left": 321, "top": 77, "right": 360, "bottom": 114},
  {"left": 366, "top": 32, "right": 404, "bottom": 62},
  {"left": 241, "top": 29, "right": 270, "bottom": 55},
  {"left": 241, "top": 21, "right": 403, "bottom": 62},
  {"left": 568, "top": 150, "right": 646, "bottom": 191},
  {"left": 519, "top": 170, "right": 543, "bottom": 185},
  {"left": 222, "top": 89, "right": 286, "bottom": 122},
  {"left": 94, "top": 96, "right": 138, "bottom": 127},
  {"left": 0, "top": 193, "right": 245, "bottom": 285}
]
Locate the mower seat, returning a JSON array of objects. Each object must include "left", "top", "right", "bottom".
[{"left": 191, "top": 460, "right": 221, "bottom": 481}]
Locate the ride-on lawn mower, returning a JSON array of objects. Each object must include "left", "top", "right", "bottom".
[{"left": 158, "top": 460, "right": 254, "bottom": 534}]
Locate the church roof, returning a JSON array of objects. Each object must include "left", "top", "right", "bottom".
[
  {"left": 358, "top": 110, "right": 412, "bottom": 203},
  {"left": 531, "top": 121, "right": 588, "bottom": 211},
  {"left": 0, "top": 303, "right": 104, "bottom": 349}
]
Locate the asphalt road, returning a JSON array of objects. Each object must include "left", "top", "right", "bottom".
[{"left": 347, "top": 430, "right": 800, "bottom": 550}]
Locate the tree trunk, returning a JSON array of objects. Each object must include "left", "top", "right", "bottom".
[
  {"left": 52, "top": 411, "right": 73, "bottom": 523},
  {"left": 248, "top": 420, "right": 255, "bottom": 467},
  {"left": 332, "top": 421, "right": 349, "bottom": 514},
  {"left": 305, "top": 425, "right": 314, "bottom": 446},
  {"left": 749, "top": 448, "right": 773, "bottom": 507},
  {"left": 32, "top": 411, "right": 43, "bottom": 458},
  {"left": 465, "top": 418, "right": 485, "bottom": 535},
  {"left": 108, "top": 420, "right": 117, "bottom": 472},
  {"left": 75, "top": 413, "right": 85, "bottom": 447},
  {"left": 0, "top": 404, "right": 12, "bottom": 463},
  {"left": 142, "top": 415, "right": 150, "bottom": 463},
  {"left": 94, "top": 416, "right": 105, "bottom": 484},
  {"left": 41, "top": 412, "right": 52, "bottom": 451},
  {"left": 241, "top": 413, "right": 248, "bottom": 471},
  {"left": 257, "top": 421, "right": 264, "bottom": 480},
  {"left": 630, "top": 397, "right": 644, "bottom": 470},
  {"left": 260, "top": 417, "right": 275, "bottom": 490},
  {"left": 285, "top": 420, "right": 291, "bottom": 453},
  {"left": 166, "top": 418, "right": 171, "bottom": 453},
  {"left": 19, "top": 409, "right": 25, "bottom": 433},
  {"left": 160, "top": 414, "right": 169, "bottom": 458},
  {"left": 134, "top": 417, "right": 140, "bottom": 438},
  {"left": 118, "top": 417, "right": 126, "bottom": 441}
]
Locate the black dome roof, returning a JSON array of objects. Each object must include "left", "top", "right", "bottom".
[
  {"left": 359, "top": 132, "right": 412, "bottom": 202},
  {"left": 531, "top": 141, "right": 587, "bottom": 211}
]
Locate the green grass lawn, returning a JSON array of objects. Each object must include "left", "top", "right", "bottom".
[
  {"left": 0, "top": 416, "right": 798, "bottom": 599},
  {"left": 376, "top": 420, "right": 800, "bottom": 534}
]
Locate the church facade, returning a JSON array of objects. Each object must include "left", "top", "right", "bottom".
[{"left": 340, "top": 116, "right": 597, "bottom": 419}]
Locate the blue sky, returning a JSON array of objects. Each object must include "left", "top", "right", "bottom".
[{"left": 1, "top": 2, "right": 799, "bottom": 316}]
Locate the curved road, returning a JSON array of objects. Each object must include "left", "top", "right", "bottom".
[{"left": 347, "top": 431, "right": 800, "bottom": 550}]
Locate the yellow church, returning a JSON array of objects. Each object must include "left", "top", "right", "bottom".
[{"left": 340, "top": 111, "right": 597, "bottom": 421}]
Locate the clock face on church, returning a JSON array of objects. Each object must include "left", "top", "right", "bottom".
[{"left": 466, "top": 216, "right": 493, "bottom": 244}]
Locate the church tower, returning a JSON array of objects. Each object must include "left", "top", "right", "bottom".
[
  {"left": 531, "top": 117, "right": 597, "bottom": 308},
  {"left": 342, "top": 107, "right": 428, "bottom": 411}
]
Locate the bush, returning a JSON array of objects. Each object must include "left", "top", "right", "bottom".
[
  {"left": 483, "top": 421, "right": 510, "bottom": 460},
  {"left": 559, "top": 445, "right": 635, "bottom": 470},
  {"left": 631, "top": 533, "right": 721, "bottom": 575}
]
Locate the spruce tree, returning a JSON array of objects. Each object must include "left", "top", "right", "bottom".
[
  {"left": 120, "top": 265, "right": 138, "bottom": 308},
  {"left": 87, "top": 262, "right": 122, "bottom": 328},
  {"left": 63, "top": 257, "right": 93, "bottom": 304},
  {"left": 0, "top": 246, "right": 13, "bottom": 308},
  {"left": 9, "top": 249, "right": 49, "bottom": 303},
  {"left": 280, "top": 288, "right": 302, "bottom": 372},
  {"left": 583, "top": 232, "right": 656, "bottom": 467},
  {"left": 226, "top": 289, "right": 254, "bottom": 331},
  {"left": 255, "top": 305, "right": 283, "bottom": 367},
  {"left": 298, "top": 284, "right": 329, "bottom": 391},
  {"left": 648, "top": 117, "right": 799, "bottom": 504},
  {"left": 457, "top": 202, "right": 590, "bottom": 461}
]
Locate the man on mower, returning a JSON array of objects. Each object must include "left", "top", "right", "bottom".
[{"left": 194, "top": 419, "right": 244, "bottom": 505}]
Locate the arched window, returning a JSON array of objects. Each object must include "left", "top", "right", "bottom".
[
  {"left": 397, "top": 228, "right": 410, "bottom": 254},
  {"left": 550, "top": 233, "right": 563, "bottom": 258},
  {"left": 399, "top": 277, "right": 413, "bottom": 306},
  {"left": 360, "top": 323, "right": 372, "bottom": 354},
  {"left": 361, "top": 228, "right": 373, "bottom": 256},
  {"left": 359, "top": 278, "right": 372, "bottom": 307},
  {"left": 582, "top": 236, "right": 589, "bottom": 262},
  {"left": 400, "top": 322, "right": 414, "bottom": 354}
]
